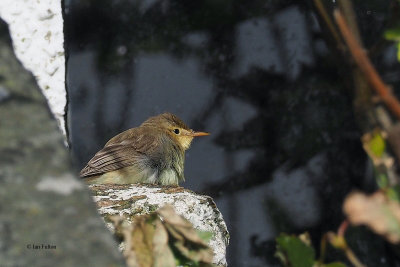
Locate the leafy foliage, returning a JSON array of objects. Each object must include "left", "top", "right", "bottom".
[
  {"left": 276, "top": 233, "right": 315, "bottom": 267},
  {"left": 384, "top": 26, "right": 400, "bottom": 62},
  {"left": 275, "top": 233, "right": 347, "bottom": 267}
]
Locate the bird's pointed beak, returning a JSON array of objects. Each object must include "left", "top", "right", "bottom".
[{"left": 188, "top": 130, "right": 210, "bottom": 137}]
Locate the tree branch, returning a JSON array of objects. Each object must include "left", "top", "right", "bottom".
[{"left": 334, "top": 9, "right": 400, "bottom": 121}]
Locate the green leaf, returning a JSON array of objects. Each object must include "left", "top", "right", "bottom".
[
  {"left": 275, "top": 233, "right": 315, "bottom": 267},
  {"left": 196, "top": 230, "right": 213, "bottom": 243},
  {"left": 369, "top": 133, "right": 385, "bottom": 158},
  {"left": 387, "top": 185, "right": 400, "bottom": 202},
  {"left": 397, "top": 42, "right": 400, "bottom": 62},
  {"left": 384, "top": 27, "right": 400, "bottom": 41},
  {"left": 376, "top": 172, "right": 389, "bottom": 188},
  {"left": 384, "top": 26, "right": 400, "bottom": 62}
]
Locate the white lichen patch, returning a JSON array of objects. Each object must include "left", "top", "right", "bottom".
[
  {"left": 0, "top": 0, "right": 66, "bottom": 135},
  {"left": 36, "top": 174, "right": 83, "bottom": 195},
  {"left": 90, "top": 184, "right": 229, "bottom": 266}
]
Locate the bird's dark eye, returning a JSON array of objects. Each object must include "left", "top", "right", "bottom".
[{"left": 173, "top": 129, "right": 180, "bottom": 134}]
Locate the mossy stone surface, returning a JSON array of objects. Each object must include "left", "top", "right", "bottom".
[{"left": 0, "top": 19, "right": 126, "bottom": 267}]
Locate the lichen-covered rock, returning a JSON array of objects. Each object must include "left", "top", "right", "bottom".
[
  {"left": 0, "top": 0, "right": 66, "bottom": 135},
  {"left": 0, "top": 18, "right": 125, "bottom": 267},
  {"left": 89, "top": 184, "right": 229, "bottom": 266}
]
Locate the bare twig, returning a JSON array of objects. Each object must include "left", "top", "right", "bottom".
[
  {"left": 327, "top": 221, "right": 366, "bottom": 267},
  {"left": 334, "top": 9, "right": 400, "bottom": 121},
  {"left": 337, "top": 220, "right": 366, "bottom": 267},
  {"left": 338, "top": 220, "right": 349, "bottom": 237},
  {"left": 319, "top": 234, "right": 327, "bottom": 263},
  {"left": 313, "top": 0, "right": 344, "bottom": 49},
  {"left": 345, "top": 247, "right": 367, "bottom": 267},
  {"left": 337, "top": 0, "right": 362, "bottom": 43}
]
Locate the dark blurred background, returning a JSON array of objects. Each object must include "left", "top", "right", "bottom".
[{"left": 64, "top": 0, "right": 400, "bottom": 266}]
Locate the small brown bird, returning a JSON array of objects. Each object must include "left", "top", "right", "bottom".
[{"left": 80, "top": 113, "right": 209, "bottom": 185}]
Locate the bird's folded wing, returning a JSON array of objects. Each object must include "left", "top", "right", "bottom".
[
  {"left": 79, "top": 144, "right": 142, "bottom": 177},
  {"left": 80, "top": 132, "right": 161, "bottom": 177}
]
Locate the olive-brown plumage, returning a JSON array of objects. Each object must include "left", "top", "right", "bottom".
[{"left": 80, "top": 113, "right": 209, "bottom": 185}]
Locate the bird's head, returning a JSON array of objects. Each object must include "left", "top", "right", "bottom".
[{"left": 142, "top": 113, "right": 210, "bottom": 150}]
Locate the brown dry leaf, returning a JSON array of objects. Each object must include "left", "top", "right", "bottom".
[
  {"left": 158, "top": 205, "right": 213, "bottom": 264},
  {"left": 110, "top": 216, "right": 141, "bottom": 267},
  {"left": 158, "top": 205, "right": 209, "bottom": 246},
  {"left": 343, "top": 191, "right": 400, "bottom": 243},
  {"left": 152, "top": 219, "right": 175, "bottom": 267},
  {"left": 173, "top": 239, "right": 214, "bottom": 263},
  {"left": 118, "top": 214, "right": 163, "bottom": 267},
  {"left": 129, "top": 218, "right": 154, "bottom": 267},
  {"left": 158, "top": 205, "right": 193, "bottom": 227},
  {"left": 112, "top": 205, "right": 214, "bottom": 267}
]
